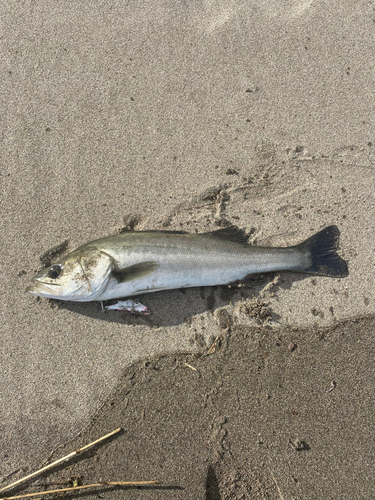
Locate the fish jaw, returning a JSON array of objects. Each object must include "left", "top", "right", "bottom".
[
  {"left": 26, "top": 277, "right": 86, "bottom": 300},
  {"left": 26, "top": 281, "right": 63, "bottom": 299}
]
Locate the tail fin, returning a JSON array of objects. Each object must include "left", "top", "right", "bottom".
[{"left": 296, "top": 225, "right": 348, "bottom": 277}]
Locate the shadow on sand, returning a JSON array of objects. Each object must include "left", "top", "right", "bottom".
[{"left": 46, "top": 271, "right": 308, "bottom": 327}]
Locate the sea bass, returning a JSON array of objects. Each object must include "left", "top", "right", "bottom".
[{"left": 27, "top": 225, "right": 348, "bottom": 303}]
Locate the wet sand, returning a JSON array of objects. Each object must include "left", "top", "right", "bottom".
[{"left": 18, "top": 316, "right": 375, "bottom": 499}]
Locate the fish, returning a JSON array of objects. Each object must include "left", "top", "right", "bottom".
[{"left": 26, "top": 225, "right": 348, "bottom": 303}]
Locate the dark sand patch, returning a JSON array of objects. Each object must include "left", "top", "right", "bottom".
[{"left": 25, "top": 316, "right": 375, "bottom": 500}]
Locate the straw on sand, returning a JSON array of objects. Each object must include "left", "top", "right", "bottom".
[
  {"left": 0, "top": 427, "right": 160, "bottom": 500},
  {"left": 0, "top": 481, "right": 160, "bottom": 500}
]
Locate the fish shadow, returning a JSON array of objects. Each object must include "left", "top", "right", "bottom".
[{"left": 50, "top": 272, "right": 308, "bottom": 327}]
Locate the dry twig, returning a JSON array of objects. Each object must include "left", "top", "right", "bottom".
[
  {"left": 0, "top": 428, "right": 122, "bottom": 495},
  {"left": 184, "top": 363, "right": 197, "bottom": 371},
  {"left": 0, "top": 481, "right": 160, "bottom": 500}
]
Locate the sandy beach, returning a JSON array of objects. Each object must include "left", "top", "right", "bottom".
[{"left": 1, "top": 1, "right": 374, "bottom": 498}]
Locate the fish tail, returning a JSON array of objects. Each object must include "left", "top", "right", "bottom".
[{"left": 296, "top": 225, "right": 348, "bottom": 277}]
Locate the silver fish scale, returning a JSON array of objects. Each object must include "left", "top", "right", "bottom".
[{"left": 84, "top": 232, "right": 304, "bottom": 301}]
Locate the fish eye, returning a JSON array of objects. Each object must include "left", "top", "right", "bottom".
[{"left": 48, "top": 265, "right": 62, "bottom": 279}]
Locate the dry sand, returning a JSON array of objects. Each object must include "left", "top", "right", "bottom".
[{"left": 1, "top": 1, "right": 374, "bottom": 498}]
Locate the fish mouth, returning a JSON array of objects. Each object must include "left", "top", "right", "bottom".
[{"left": 26, "top": 280, "right": 61, "bottom": 297}]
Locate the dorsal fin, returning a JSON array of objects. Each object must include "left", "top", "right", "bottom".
[
  {"left": 204, "top": 226, "right": 249, "bottom": 244},
  {"left": 143, "top": 230, "right": 189, "bottom": 234}
]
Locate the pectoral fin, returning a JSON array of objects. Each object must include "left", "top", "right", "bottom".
[{"left": 111, "top": 261, "right": 159, "bottom": 283}]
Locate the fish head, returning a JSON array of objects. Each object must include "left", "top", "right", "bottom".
[{"left": 26, "top": 249, "right": 114, "bottom": 301}]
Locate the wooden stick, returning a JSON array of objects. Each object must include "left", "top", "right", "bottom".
[
  {"left": 0, "top": 481, "right": 160, "bottom": 499},
  {"left": 0, "top": 428, "right": 122, "bottom": 494}
]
